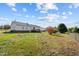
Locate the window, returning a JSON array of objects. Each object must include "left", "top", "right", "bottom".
[{"left": 22, "top": 27, "right": 25, "bottom": 29}]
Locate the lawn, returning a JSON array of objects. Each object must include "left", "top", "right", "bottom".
[{"left": 0, "top": 30, "right": 79, "bottom": 56}]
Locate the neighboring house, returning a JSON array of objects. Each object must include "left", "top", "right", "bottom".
[{"left": 11, "top": 21, "right": 45, "bottom": 32}]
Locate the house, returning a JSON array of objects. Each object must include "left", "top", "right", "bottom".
[{"left": 11, "top": 21, "right": 45, "bottom": 32}]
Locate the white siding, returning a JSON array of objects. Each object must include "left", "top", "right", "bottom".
[
  {"left": 11, "top": 22, "right": 32, "bottom": 31},
  {"left": 11, "top": 21, "right": 43, "bottom": 31}
]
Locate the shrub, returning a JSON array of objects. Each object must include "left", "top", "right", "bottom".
[
  {"left": 58, "top": 23, "right": 68, "bottom": 33},
  {"left": 68, "top": 28, "right": 73, "bottom": 33},
  {"left": 46, "top": 27, "right": 57, "bottom": 35}
]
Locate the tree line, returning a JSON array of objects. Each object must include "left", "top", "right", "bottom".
[
  {"left": 0, "top": 25, "right": 10, "bottom": 29},
  {"left": 47, "top": 23, "right": 79, "bottom": 35},
  {"left": 0, "top": 23, "right": 79, "bottom": 34}
]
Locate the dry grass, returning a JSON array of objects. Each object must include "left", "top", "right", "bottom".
[{"left": 0, "top": 30, "right": 79, "bottom": 56}]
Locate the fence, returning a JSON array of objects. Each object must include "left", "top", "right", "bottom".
[{"left": 70, "top": 33, "right": 79, "bottom": 41}]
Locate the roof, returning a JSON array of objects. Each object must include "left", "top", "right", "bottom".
[
  {"left": 11, "top": 21, "right": 29, "bottom": 26},
  {"left": 11, "top": 21, "right": 43, "bottom": 28}
]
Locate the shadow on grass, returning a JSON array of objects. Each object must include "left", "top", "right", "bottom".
[
  {"left": 3, "top": 30, "right": 41, "bottom": 34},
  {"left": 52, "top": 33, "right": 63, "bottom": 37}
]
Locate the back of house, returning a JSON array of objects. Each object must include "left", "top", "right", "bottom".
[{"left": 11, "top": 21, "right": 45, "bottom": 32}]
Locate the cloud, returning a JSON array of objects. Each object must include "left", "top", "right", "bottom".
[
  {"left": 36, "top": 3, "right": 43, "bottom": 10},
  {"left": 23, "top": 8, "right": 27, "bottom": 12},
  {"left": 0, "top": 16, "right": 11, "bottom": 25},
  {"left": 36, "top": 3, "right": 58, "bottom": 13},
  {"left": 6, "top": 3, "right": 17, "bottom": 12},
  {"left": 69, "top": 5, "right": 73, "bottom": 9},
  {"left": 38, "top": 12, "right": 69, "bottom": 23},
  {"left": 72, "top": 3, "right": 79, "bottom": 8},
  {"left": 62, "top": 12, "right": 66, "bottom": 15},
  {"left": 45, "top": 3, "right": 58, "bottom": 11},
  {"left": 68, "top": 11, "right": 72, "bottom": 15},
  {"left": 0, "top": 16, "right": 9, "bottom": 21},
  {"left": 6, "top": 3, "right": 16, "bottom": 7},
  {"left": 40, "top": 10, "right": 48, "bottom": 13},
  {"left": 12, "top": 7, "right": 17, "bottom": 12},
  {"left": 13, "top": 12, "right": 23, "bottom": 17},
  {"left": 62, "top": 11, "right": 72, "bottom": 20},
  {"left": 61, "top": 15, "right": 68, "bottom": 19},
  {"left": 69, "top": 3, "right": 79, "bottom": 8},
  {"left": 62, "top": 11, "right": 72, "bottom": 16},
  {"left": 38, "top": 14, "right": 59, "bottom": 22}
]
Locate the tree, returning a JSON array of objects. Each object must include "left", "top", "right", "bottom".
[
  {"left": 58, "top": 23, "right": 68, "bottom": 33},
  {"left": 0, "top": 26, "right": 3, "bottom": 29},
  {"left": 3, "top": 25, "right": 10, "bottom": 29},
  {"left": 72, "top": 27, "right": 79, "bottom": 33}
]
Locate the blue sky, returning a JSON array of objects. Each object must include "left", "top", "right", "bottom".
[{"left": 0, "top": 3, "right": 79, "bottom": 28}]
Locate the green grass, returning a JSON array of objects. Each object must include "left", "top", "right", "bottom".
[
  {"left": 0, "top": 34, "right": 16, "bottom": 41},
  {"left": 0, "top": 30, "right": 79, "bottom": 56}
]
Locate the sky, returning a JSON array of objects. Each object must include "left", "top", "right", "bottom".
[{"left": 0, "top": 3, "right": 79, "bottom": 28}]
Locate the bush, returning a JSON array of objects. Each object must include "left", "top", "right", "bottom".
[
  {"left": 58, "top": 23, "right": 68, "bottom": 33},
  {"left": 47, "top": 27, "right": 57, "bottom": 35},
  {"left": 68, "top": 28, "right": 73, "bottom": 33}
]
